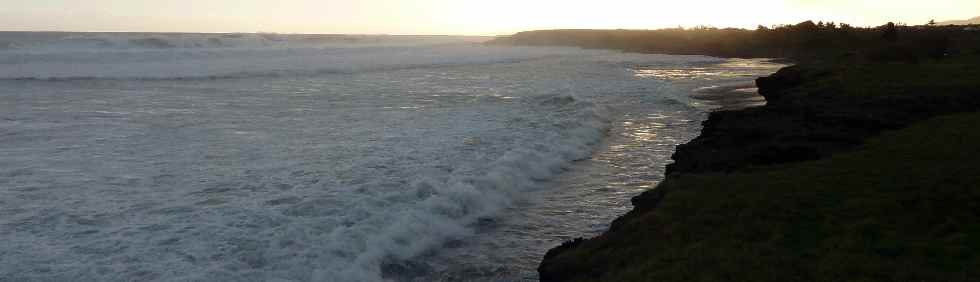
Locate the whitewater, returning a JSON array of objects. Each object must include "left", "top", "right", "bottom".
[{"left": 0, "top": 32, "right": 782, "bottom": 281}]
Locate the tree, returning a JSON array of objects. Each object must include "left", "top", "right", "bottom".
[
  {"left": 797, "top": 21, "right": 819, "bottom": 33},
  {"left": 928, "top": 19, "right": 937, "bottom": 26},
  {"left": 882, "top": 22, "right": 898, "bottom": 41}
]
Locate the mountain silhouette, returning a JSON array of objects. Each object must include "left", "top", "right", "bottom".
[{"left": 939, "top": 16, "right": 980, "bottom": 25}]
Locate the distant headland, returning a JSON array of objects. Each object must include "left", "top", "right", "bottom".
[
  {"left": 490, "top": 20, "right": 980, "bottom": 62},
  {"left": 496, "top": 21, "right": 980, "bottom": 281},
  {"left": 940, "top": 16, "right": 980, "bottom": 25}
]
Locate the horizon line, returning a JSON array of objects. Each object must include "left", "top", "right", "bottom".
[{"left": 2, "top": 19, "right": 976, "bottom": 37}]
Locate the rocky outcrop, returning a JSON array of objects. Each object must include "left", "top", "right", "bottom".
[
  {"left": 754, "top": 65, "right": 803, "bottom": 101},
  {"left": 538, "top": 62, "right": 980, "bottom": 282},
  {"left": 665, "top": 63, "right": 980, "bottom": 176}
]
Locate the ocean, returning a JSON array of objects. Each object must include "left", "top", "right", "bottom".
[{"left": 0, "top": 32, "right": 782, "bottom": 281}]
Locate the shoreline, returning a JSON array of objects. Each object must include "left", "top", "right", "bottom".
[
  {"left": 537, "top": 56, "right": 980, "bottom": 281},
  {"left": 689, "top": 82, "right": 766, "bottom": 111}
]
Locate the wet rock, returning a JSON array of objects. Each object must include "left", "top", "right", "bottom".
[{"left": 755, "top": 65, "right": 802, "bottom": 101}]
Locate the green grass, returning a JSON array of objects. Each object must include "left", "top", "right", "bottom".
[
  {"left": 545, "top": 112, "right": 980, "bottom": 282},
  {"left": 799, "top": 56, "right": 980, "bottom": 99}
]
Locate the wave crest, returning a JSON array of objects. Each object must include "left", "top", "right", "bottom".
[
  {"left": 0, "top": 34, "right": 578, "bottom": 81},
  {"left": 319, "top": 94, "right": 609, "bottom": 281}
]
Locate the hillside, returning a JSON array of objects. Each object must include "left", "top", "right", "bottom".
[{"left": 940, "top": 16, "right": 980, "bottom": 25}]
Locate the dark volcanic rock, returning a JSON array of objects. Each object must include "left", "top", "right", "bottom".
[
  {"left": 665, "top": 64, "right": 980, "bottom": 176},
  {"left": 755, "top": 65, "right": 803, "bottom": 101},
  {"left": 538, "top": 62, "right": 980, "bottom": 282}
]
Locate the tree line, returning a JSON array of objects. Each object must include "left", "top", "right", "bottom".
[{"left": 491, "top": 21, "right": 980, "bottom": 62}]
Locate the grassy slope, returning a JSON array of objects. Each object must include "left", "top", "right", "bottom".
[
  {"left": 540, "top": 57, "right": 980, "bottom": 281},
  {"left": 549, "top": 112, "right": 980, "bottom": 282},
  {"left": 804, "top": 56, "right": 980, "bottom": 99}
]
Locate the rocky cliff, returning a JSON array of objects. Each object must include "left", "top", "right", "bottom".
[{"left": 538, "top": 57, "right": 980, "bottom": 281}]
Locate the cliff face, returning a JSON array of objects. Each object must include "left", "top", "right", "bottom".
[{"left": 538, "top": 58, "right": 980, "bottom": 282}]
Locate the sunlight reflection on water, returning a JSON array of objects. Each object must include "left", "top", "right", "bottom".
[
  {"left": 634, "top": 58, "right": 786, "bottom": 111},
  {"left": 632, "top": 58, "right": 784, "bottom": 81},
  {"left": 415, "top": 58, "right": 787, "bottom": 282}
]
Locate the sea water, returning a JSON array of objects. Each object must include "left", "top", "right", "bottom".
[{"left": 0, "top": 32, "right": 781, "bottom": 281}]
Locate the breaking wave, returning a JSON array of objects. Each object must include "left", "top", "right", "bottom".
[
  {"left": 0, "top": 33, "right": 573, "bottom": 81},
  {"left": 321, "top": 94, "right": 609, "bottom": 281},
  {"left": 0, "top": 32, "right": 480, "bottom": 51},
  {"left": 0, "top": 56, "right": 546, "bottom": 82},
  {"left": 1, "top": 33, "right": 748, "bottom": 282}
]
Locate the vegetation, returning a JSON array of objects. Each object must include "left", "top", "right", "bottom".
[
  {"left": 518, "top": 22, "right": 980, "bottom": 281},
  {"left": 662, "top": 56, "right": 980, "bottom": 176},
  {"left": 542, "top": 111, "right": 980, "bottom": 282},
  {"left": 490, "top": 21, "right": 980, "bottom": 62}
]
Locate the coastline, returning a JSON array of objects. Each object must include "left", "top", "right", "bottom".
[
  {"left": 537, "top": 57, "right": 980, "bottom": 281},
  {"left": 688, "top": 82, "right": 766, "bottom": 111}
]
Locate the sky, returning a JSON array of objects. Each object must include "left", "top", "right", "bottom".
[{"left": 1, "top": 0, "right": 977, "bottom": 35}]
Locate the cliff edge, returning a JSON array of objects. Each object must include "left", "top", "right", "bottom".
[{"left": 539, "top": 57, "right": 980, "bottom": 281}]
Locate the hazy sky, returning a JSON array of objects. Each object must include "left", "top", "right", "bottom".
[{"left": 1, "top": 0, "right": 977, "bottom": 35}]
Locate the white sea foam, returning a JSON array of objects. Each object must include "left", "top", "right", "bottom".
[
  {"left": 0, "top": 36, "right": 563, "bottom": 80},
  {"left": 0, "top": 33, "right": 484, "bottom": 51},
  {"left": 0, "top": 33, "right": 743, "bottom": 281},
  {"left": 316, "top": 94, "right": 609, "bottom": 281}
]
